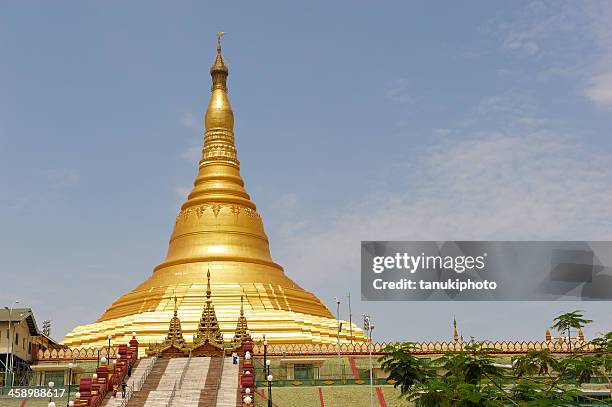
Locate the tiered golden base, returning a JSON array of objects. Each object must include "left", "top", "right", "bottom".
[{"left": 62, "top": 281, "right": 366, "bottom": 350}]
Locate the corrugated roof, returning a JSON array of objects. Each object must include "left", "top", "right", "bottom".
[{"left": 0, "top": 308, "right": 39, "bottom": 336}]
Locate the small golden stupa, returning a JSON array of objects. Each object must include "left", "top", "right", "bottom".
[{"left": 63, "top": 34, "right": 365, "bottom": 348}]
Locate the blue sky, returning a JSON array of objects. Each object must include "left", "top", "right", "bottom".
[{"left": 1, "top": 1, "right": 612, "bottom": 342}]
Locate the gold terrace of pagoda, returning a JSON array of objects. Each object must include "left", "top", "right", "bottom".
[{"left": 62, "top": 34, "right": 366, "bottom": 349}]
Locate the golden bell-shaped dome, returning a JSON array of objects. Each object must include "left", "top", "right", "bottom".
[{"left": 62, "top": 34, "right": 365, "bottom": 349}]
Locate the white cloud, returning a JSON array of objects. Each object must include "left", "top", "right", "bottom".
[
  {"left": 182, "top": 145, "right": 201, "bottom": 163},
  {"left": 173, "top": 185, "right": 191, "bottom": 210},
  {"left": 478, "top": 92, "right": 536, "bottom": 116},
  {"left": 272, "top": 132, "right": 612, "bottom": 340},
  {"left": 385, "top": 78, "right": 413, "bottom": 104},
  {"left": 584, "top": 72, "right": 612, "bottom": 107},
  {"left": 433, "top": 128, "right": 451, "bottom": 136},
  {"left": 583, "top": 2, "right": 612, "bottom": 109},
  {"left": 174, "top": 185, "right": 191, "bottom": 199},
  {"left": 497, "top": 1, "right": 612, "bottom": 109},
  {"left": 515, "top": 116, "right": 553, "bottom": 127},
  {"left": 44, "top": 168, "right": 80, "bottom": 189},
  {"left": 179, "top": 112, "right": 199, "bottom": 129}
]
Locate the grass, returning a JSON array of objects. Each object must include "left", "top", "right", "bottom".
[{"left": 254, "top": 385, "right": 411, "bottom": 407}]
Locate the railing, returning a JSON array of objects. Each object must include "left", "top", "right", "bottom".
[
  {"left": 164, "top": 356, "right": 190, "bottom": 407},
  {"left": 251, "top": 340, "right": 600, "bottom": 356},
  {"left": 178, "top": 352, "right": 191, "bottom": 389},
  {"left": 119, "top": 356, "right": 157, "bottom": 407},
  {"left": 36, "top": 346, "right": 120, "bottom": 361},
  {"left": 165, "top": 381, "right": 177, "bottom": 407},
  {"left": 212, "top": 356, "right": 225, "bottom": 407},
  {"left": 137, "top": 356, "right": 157, "bottom": 392}
]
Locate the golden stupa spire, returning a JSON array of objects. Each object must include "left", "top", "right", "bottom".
[
  {"left": 211, "top": 32, "right": 228, "bottom": 78},
  {"left": 453, "top": 317, "right": 459, "bottom": 342},
  {"left": 61, "top": 34, "right": 366, "bottom": 350}
]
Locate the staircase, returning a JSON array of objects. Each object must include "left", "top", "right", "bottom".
[
  {"left": 198, "top": 357, "right": 223, "bottom": 406},
  {"left": 126, "top": 358, "right": 169, "bottom": 407},
  {"left": 103, "top": 359, "right": 150, "bottom": 407},
  {"left": 171, "top": 357, "right": 211, "bottom": 406},
  {"left": 142, "top": 358, "right": 188, "bottom": 406},
  {"left": 214, "top": 357, "right": 240, "bottom": 407},
  {"left": 109, "top": 356, "right": 239, "bottom": 407}
]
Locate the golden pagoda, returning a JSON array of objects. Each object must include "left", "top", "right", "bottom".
[{"left": 63, "top": 33, "right": 366, "bottom": 349}]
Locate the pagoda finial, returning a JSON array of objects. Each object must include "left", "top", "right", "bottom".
[
  {"left": 232, "top": 294, "right": 249, "bottom": 346},
  {"left": 210, "top": 31, "right": 229, "bottom": 81},
  {"left": 453, "top": 317, "right": 459, "bottom": 342},
  {"left": 194, "top": 266, "right": 224, "bottom": 350},
  {"left": 206, "top": 268, "right": 212, "bottom": 301},
  {"left": 145, "top": 297, "right": 188, "bottom": 356},
  {"left": 217, "top": 31, "right": 224, "bottom": 51}
]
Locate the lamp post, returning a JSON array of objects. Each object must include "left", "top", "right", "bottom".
[
  {"left": 262, "top": 335, "right": 267, "bottom": 381},
  {"left": 266, "top": 374, "right": 273, "bottom": 407},
  {"left": 363, "top": 314, "right": 374, "bottom": 407},
  {"left": 347, "top": 292, "right": 353, "bottom": 345},
  {"left": 48, "top": 381, "right": 55, "bottom": 402},
  {"left": 265, "top": 358, "right": 271, "bottom": 406},
  {"left": 96, "top": 346, "right": 101, "bottom": 368},
  {"left": 334, "top": 296, "right": 341, "bottom": 379},
  {"left": 66, "top": 363, "right": 74, "bottom": 407},
  {"left": 107, "top": 334, "right": 112, "bottom": 361},
  {"left": 3, "top": 300, "right": 19, "bottom": 387}
]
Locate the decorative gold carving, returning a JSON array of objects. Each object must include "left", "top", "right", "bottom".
[
  {"left": 232, "top": 295, "right": 249, "bottom": 347},
  {"left": 212, "top": 203, "right": 221, "bottom": 217},
  {"left": 146, "top": 296, "right": 190, "bottom": 357},
  {"left": 193, "top": 269, "right": 224, "bottom": 350},
  {"left": 175, "top": 203, "right": 263, "bottom": 225}
]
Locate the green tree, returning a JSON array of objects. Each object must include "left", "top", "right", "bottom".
[
  {"left": 552, "top": 311, "right": 592, "bottom": 351},
  {"left": 378, "top": 342, "right": 431, "bottom": 395},
  {"left": 513, "top": 350, "right": 559, "bottom": 377},
  {"left": 380, "top": 312, "right": 611, "bottom": 406}
]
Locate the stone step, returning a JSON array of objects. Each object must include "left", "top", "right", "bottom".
[
  {"left": 126, "top": 358, "right": 170, "bottom": 407},
  {"left": 102, "top": 359, "right": 151, "bottom": 407},
  {"left": 198, "top": 357, "right": 223, "bottom": 407},
  {"left": 215, "top": 357, "right": 240, "bottom": 407},
  {"left": 181, "top": 357, "right": 211, "bottom": 390},
  {"left": 156, "top": 358, "right": 188, "bottom": 390}
]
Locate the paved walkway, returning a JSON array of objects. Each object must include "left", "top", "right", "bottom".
[
  {"left": 143, "top": 358, "right": 188, "bottom": 407},
  {"left": 103, "top": 359, "right": 154, "bottom": 407},
  {"left": 215, "top": 357, "right": 240, "bottom": 407}
]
